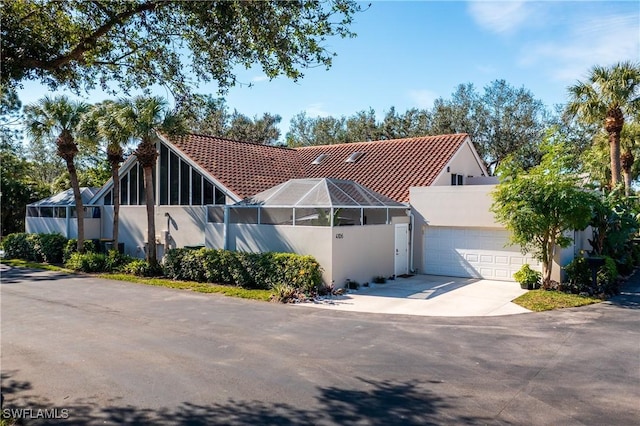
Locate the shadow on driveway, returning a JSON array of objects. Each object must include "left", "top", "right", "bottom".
[
  {"left": 0, "top": 264, "right": 73, "bottom": 285},
  {"left": 1, "top": 371, "right": 488, "bottom": 425},
  {"left": 607, "top": 271, "right": 640, "bottom": 310}
]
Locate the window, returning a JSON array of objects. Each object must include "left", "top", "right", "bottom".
[
  {"left": 451, "top": 173, "right": 464, "bottom": 186},
  {"left": 155, "top": 142, "right": 226, "bottom": 206},
  {"left": 120, "top": 173, "right": 129, "bottom": 205},
  {"left": 345, "top": 152, "right": 365, "bottom": 163},
  {"left": 27, "top": 206, "right": 39, "bottom": 217},
  {"left": 169, "top": 151, "right": 179, "bottom": 205},
  {"left": 40, "top": 207, "right": 53, "bottom": 218},
  {"left": 55, "top": 207, "right": 66, "bottom": 218},
  {"left": 311, "top": 153, "right": 329, "bottom": 165},
  {"left": 192, "top": 169, "right": 202, "bottom": 205},
  {"left": 345, "top": 152, "right": 364, "bottom": 163},
  {"left": 104, "top": 190, "right": 112, "bottom": 205},
  {"left": 180, "top": 159, "right": 190, "bottom": 205},
  {"left": 129, "top": 164, "right": 138, "bottom": 205},
  {"left": 159, "top": 144, "right": 168, "bottom": 205}
]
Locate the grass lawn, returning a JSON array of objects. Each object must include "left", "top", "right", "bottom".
[
  {"left": 1, "top": 259, "right": 273, "bottom": 302},
  {"left": 514, "top": 289, "right": 602, "bottom": 312},
  {"left": 100, "top": 273, "right": 273, "bottom": 301}
]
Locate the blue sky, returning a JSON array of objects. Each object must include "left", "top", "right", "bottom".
[{"left": 17, "top": 1, "right": 640, "bottom": 141}]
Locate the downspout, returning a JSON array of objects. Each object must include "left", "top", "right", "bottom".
[
  {"left": 409, "top": 212, "right": 415, "bottom": 273},
  {"left": 223, "top": 205, "right": 230, "bottom": 250}
]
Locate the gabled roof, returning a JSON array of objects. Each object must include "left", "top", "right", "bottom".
[
  {"left": 29, "top": 187, "right": 100, "bottom": 206},
  {"left": 155, "top": 132, "right": 474, "bottom": 203},
  {"left": 239, "top": 178, "right": 406, "bottom": 208},
  {"left": 297, "top": 134, "right": 471, "bottom": 202},
  {"left": 169, "top": 134, "right": 304, "bottom": 200}
]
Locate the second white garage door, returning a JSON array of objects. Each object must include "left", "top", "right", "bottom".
[{"left": 423, "top": 226, "right": 540, "bottom": 281}]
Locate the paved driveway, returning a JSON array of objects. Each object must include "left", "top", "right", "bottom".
[
  {"left": 1, "top": 265, "right": 639, "bottom": 425},
  {"left": 301, "top": 274, "right": 529, "bottom": 316}
]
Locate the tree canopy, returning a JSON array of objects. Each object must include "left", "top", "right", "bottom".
[
  {"left": 566, "top": 61, "right": 640, "bottom": 187},
  {"left": 491, "top": 132, "right": 597, "bottom": 286},
  {"left": 182, "top": 95, "right": 282, "bottom": 144},
  {"left": 1, "top": 0, "right": 361, "bottom": 98}
]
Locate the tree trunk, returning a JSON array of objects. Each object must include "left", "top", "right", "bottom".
[
  {"left": 111, "top": 164, "right": 120, "bottom": 246},
  {"left": 134, "top": 138, "right": 159, "bottom": 266},
  {"left": 621, "top": 149, "right": 634, "bottom": 196},
  {"left": 609, "top": 131, "right": 622, "bottom": 187},
  {"left": 56, "top": 129, "right": 84, "bottom": 252},
  {"left": 605, "top": 107, "right": 624, "bottom": 187},
  {"left": 143, "top": 164, "right": 157, "bottom": 266},
  {"left": 67, "top": 159, "right": 85, "bottom": 253}
]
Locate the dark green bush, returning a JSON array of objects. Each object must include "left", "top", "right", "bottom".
[
  {"left": 2, "top": 232, "right": 67, "bottom": 263},
  {"left": 564, "top": 255, "right": 619, "bottom": 295},
  {"left": 34, "top": 233, "right": 67, "bottom": 263},
  {"left": 2, "top": 233, "right": 33, "bottom": 260},
  {"left": 123, "top": 259, "right": 163, "bottom": 277},
  {"left": 65, "top": 252, "right": 107, "bottom": 272},
  {"left": 162, "top": 248, "right": 323, "bottom": 294},
  {"left": 63, "top": 238, "right": 98, "bottom": 262},
  {"left": 105, "top": 250, "right": 135, "bottom": 272}
]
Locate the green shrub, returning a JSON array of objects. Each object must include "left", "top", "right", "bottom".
[
  {"left": 162, "top": 248, "right": 323, "bottom": 295},
  {"left": 2, "top": 233, "right": 33, "bottom": 260},
  {"left": 63, "top": 238, "right": 98, "bottom": 262},
  {"left": 513, "top": 264, "right": 541, "bottom": 290},
  {"left": 123, "top": 259, "right": 163, "bottom": 277},
  {"left": 35, "top": 233, "right": 67, "bottom": 263},
  {"left": 270, "top": 282, "right": 300, "bottom": 303},
  {"left": 65, "top": 252, "right": 107, "bottom": 272},
  {"left": 564, "top": 255, "right": 619, "bottom": 295},
  {"left": 372, "top": 275, "right": 386, "bottom": 284},
  {"left": 162, "top": 248, "right": 189, "bottom": 279},
  {"left": 105, "top": 250, "right": 135, "bottom": 272},
  {"left": 2, "top": 232, "right": 67, "bottom": 263}
]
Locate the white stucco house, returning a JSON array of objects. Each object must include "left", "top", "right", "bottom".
[{"left": 25, "top": 132, "right": 584, "bottom": 285}]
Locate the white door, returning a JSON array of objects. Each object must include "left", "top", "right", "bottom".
[
  {"left": 423, "top": 227, "right": 539, "bottom": 281},
  {"left": 394, "top": 224, "right": 409, "bottom": 276}
]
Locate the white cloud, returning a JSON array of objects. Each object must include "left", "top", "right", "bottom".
[
  {"left": 408, "top": 89, "right": 438, "bottom": 109},
  {"left": 467, "top": 1, "right": 536, "bottom": 35},
  {"left": 251, "top": 74, "right": 269, "bottom": 83},
  {"left": 305, "top": 103, "right": 331, "bottom": 117},
  {"left": 518, "top": 13, "right": 639, "bottom": 82}
]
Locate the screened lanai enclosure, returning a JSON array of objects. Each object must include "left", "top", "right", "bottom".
[
  {"left": 25, "top": 187, "right": 102, "bottom": 239},
  {"left": 205, "top": 178, "right": 411, "bottom": 287},
  {"left": 207, "top": 178, "right": 408, "bottom": 227}
]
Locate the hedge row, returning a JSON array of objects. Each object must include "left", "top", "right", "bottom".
[
  {"left": 1, "top": 232, "right": 68, "bottom": 264},
  {"left": 0, "top": 233, "right": 103, "bottom": 264},
  {"left": 163, "top": 248, "right": 323, "bottom": 293}
]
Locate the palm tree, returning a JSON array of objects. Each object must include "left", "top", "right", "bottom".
[
  {"left": 119, "top": 96, "right": 185, "bottom": 267},
  {"left": 620, "top": 122, "right": 640, "bottom": 195},
  {"left": 25, "top": 95, "right": 90, "bottom": 252},
  {"left": 567, "top": 61, "right": 640, "bottom": 188},
  {"left": 80, "top": 101, "right": 130, "bottom": 247}
]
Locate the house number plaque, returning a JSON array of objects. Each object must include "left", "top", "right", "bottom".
[{"left": 335, "top": 233, "right": 344, "bottom": 239}]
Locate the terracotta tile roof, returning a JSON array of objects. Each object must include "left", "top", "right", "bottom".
[
  {"left": 297, "top": 134, "right": 470, "bottom": 202},
  {"left": 164, "top": 133, "right": 470, "bottom": 203},
  {"left": 170, "top": 134, "right": 304, "bottom": 200}
]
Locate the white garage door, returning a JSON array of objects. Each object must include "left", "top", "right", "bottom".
[{"left": 423, "top": 227, "right": 539, "bottom": 281}]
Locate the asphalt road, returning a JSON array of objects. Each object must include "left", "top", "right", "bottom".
[{"left": 1, "top": 264, "right": 639, "bottom": 425}]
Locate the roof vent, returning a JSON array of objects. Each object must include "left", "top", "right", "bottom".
[
  {"left": 311, "top": 153, "right": 329, "bottom": 165},
  {"left": 345, "top": 152, "right": 365, "bottom": 163}
]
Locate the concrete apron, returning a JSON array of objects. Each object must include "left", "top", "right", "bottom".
[{"left": 298, "top": 274, "right": 531, "bottom": 317}]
